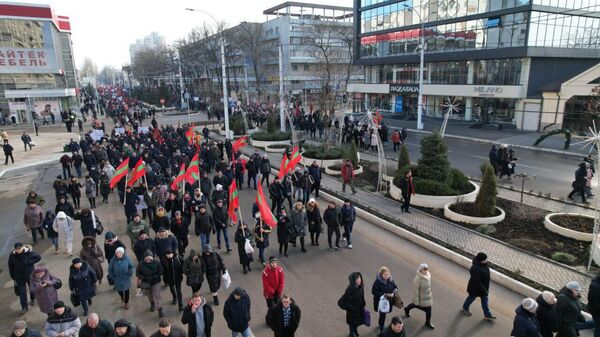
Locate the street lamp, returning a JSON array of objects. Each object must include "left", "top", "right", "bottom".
[
  {"left": 185, "top": 8, "right": 231, "bottom": 139},
  {"left": 403, "top": 4, "right": 425, "bottom": 130}
]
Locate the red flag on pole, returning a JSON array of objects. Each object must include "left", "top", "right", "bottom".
[
  {"left": 170, "top": 163, "right": 187, "bottom": 190},
  {"left": 185, "top": 152, "right": 200, "bottom": 184},
  {"left": 285, "top": 146, "right": 303, "bottom": 172},
  {"left": 232, "top": 136, "right": 248, "bottom": 153},
  {"left": 127, "top": 158, "right": 146, "bottom": 186},
  {"left": 278, "top": 153, "right": 289, "bottom": 180},
  {"left": 109, "top": 158, "right": 130, "bottom": 188},
  {"left": 185, "top": 124, "right": 194, "bottom": 145},
  {"left": 228, "top": 180, "right": 239, "bottom": 223},
  {"left": 256, "top": 183, "right": 278, "bottom": 227}
]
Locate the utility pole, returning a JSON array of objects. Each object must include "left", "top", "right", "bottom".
[
  {"left": 279, "top": 43, "right": 285, "bottom": 132},
  {"left": 221, "top": 36, "right": 230, "bottom": 139},
  {"left": 244, "top": 61, "right": 250, "bottom": 106}
]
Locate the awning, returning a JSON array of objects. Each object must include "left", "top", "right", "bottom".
[{"left": 4, "top": 88, "right": 77, "bottom": 98}]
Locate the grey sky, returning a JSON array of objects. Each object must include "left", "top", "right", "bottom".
[{"left": 17, "top": 0, "right": 352, "bottom": 70}]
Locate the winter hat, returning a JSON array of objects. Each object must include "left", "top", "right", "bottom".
[
  {"left": 233, "top": 287, "right": 244, "bottom": 296},
  {"left": 14, "top": 242, "right": 23, "bottom": 249},
  {"left": 115, "top": 247, "right": 125, "bottom": 255},
  {"left": 114, "top": 319, "right": 129, "bottom": 328},
  {"left": 216, "top": 184, "right": 223, "bottom": 191},
  {"left": 522, "top": 298, "right": 538, "bottom": 313},
  {"left": 72, "top": 257, "right": 83, "bottom": 264},
  {"left": 13, "top": 320, "right": 26, "bottom": 330},
  {"left": 56, "top": 211, "right": 67, "bottom": 219},
  {"left": 308, "top": 198, "right": 316, "bottom": 204},
  {"left": 144, "top": 250, "right": 154, "bottom": 258},
  {"left": 418, "top": 263, "right": 429, "bottom": 271},
  {"left": 164, "top": 247, "right": 173, "bottom": 254},
  {"left": 541, "top": 291, "right": 556, "bottom": 304},
  {"left": 158, "top": 227, "right": 167, "bottom": 232},
  {"left": 566, "top": 281, "right": 582, "bottom": 292},
  {"left": 475, "top": 252, "right": 488, "bottom": 262},
  {"left": 105, "top": 231, "right": 115, "bottom": 240},
  {"left": 268, "top": 256, "right": 278, "bottom": 263},
  {"left": 203, "top": 244, "right": 213, "bottom": 253},
  {"left": 54, "top": 301, "right": 66, "bottom": 309}
]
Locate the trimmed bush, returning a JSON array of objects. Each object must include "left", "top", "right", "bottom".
[
  {"left": 266, "top": 113, "right": 279, "bottom": 133},
  {"left": 397, "top": 145, "right": 411, "bottom": 171},
  {"left": 343, "top": 141, "right": 359, "bottom": 166},
  {"left": 551, "top": 252, "right": 577, "bottom": 264},
  {"left": 417, "top": 131, "right": 450, "bottom": 183},
  {"left": 252, "top": 131, "right": 291, "bottom": 141},
  {"left": 475, "top": 163, "right": 498, "bottom": 217},
  {"left": 475, "top": 224, "right": 497, "bottom": 235},
  {"left": 231, "top": 116, "right": 246, "bottom": 135},
  {"left": 412, "top": 177, "right": 457, "bottom": 196},
  {"left": 448, "top": 168, "right": 472, "bottom": 195},
  {"left": 303, "top": 145, "right": 344, "bottom": 160}
]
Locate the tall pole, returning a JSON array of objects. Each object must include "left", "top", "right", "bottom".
[
  {"left": 179, "top": 63, "right": 189, "bottom": 124},
  {"left": 221, "top": 37, "right": 230, "bottom": 139},
  {"left": 417, "top": 23, "right": 425, "bottom": 130},
  {"left": 278, "top": 43, "right": 285, "bottom": 132},
  {"left": 244, "top": 62, "right": 250, "bottom": 106}
]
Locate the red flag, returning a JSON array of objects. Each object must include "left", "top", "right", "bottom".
[
  {"left": 256, "top": 183, "right": 278, "bottom": 227},
  {"left": 373, "top": 111, "right": 383, "bottom": 125},
  {"left": 109, "top": 158, "right": 129, "bottom": 188},
  {"left": 232, "top": 136, "right": 248, "bottom": 152},
  {"left": 228, "top": 180, "right": 239, "bottom": 223},
  {"left": 285, "top": 146, "right": 303, "bottom": 172},
  {"left": 278, "top": 153, "right": 289, "bottom": 180},
  {"left": 127, "top": 158, "right": 146, "bottom": 186},
  {"left": 185, "top": 124, "right": 194, "bottom": 145},
  {"left": 185, "top": 152, "right": 200, "bottom": 184},
  {"left": 170, "top": 163, "right": 187, "bottom": 190}
]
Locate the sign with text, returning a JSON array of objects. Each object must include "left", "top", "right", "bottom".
[
  {"left": 473, "top": 86, "right": 504, "bottom": 97},
  {"left": 0, "top": 22, "right": 59, "bottom": 74},
  {"left": 138, "top": 127, "right": 149, "bottom": 134},
  {"left": 90, "top": 130, "right": 104, "bottom": 141},
  {"left": 114, "top": 127, "right": 125, "bottom": 135},
  {"left": 389, "top": 84, "right": 419, "bottom": 94}
]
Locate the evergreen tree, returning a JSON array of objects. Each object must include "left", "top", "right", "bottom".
[
  {"left": 398, "top": 145, "right": 411, "bottom": 170},
  {"left": 475, "top": 163, "right": 498, "bottom": 217},
  {"left": 417, "top": 131, "right": 450, "bottom": 182}
]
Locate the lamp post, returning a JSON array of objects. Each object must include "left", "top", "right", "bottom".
[
  {"left": 185, "top": 8, "right": 231, "bottom": 138},
  {"left": 403, "top": 4, "right": 425, "bottom": 130}
]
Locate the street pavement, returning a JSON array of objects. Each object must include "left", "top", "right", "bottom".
[{"left": 0, "top": 160, "right": 548, "bottom": 337}]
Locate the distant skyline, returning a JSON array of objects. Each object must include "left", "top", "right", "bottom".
[{"left": 15, "top": 0, "right": 352, "bottom": 70}]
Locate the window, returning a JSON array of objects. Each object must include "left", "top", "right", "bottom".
[
  {"left": 304, "top": 64, "right": 309, "bottom": 71},
  {"left": 290, "top": 37, "right": 303, "bottom": 45},
  {"left": 292, "top": 64, "right": 298, "bottom": 71}
]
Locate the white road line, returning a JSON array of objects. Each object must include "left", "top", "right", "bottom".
[{"left": 471, "top": 155, "right": 554, "bottom": 172}]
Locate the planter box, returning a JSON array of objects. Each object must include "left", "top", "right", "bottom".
[
  {"left": 325, "top": 165, "right": 363, "bottom": 176},
  {"left": 302, "top": 154, "right": 342, "bottom": 168},
  {"left": 544, "top": 213, "right": 594, "bottom": 242},
  {"left": 390, "top": 181, "right": 480, "bottom": 209},
  {"left": 265, "top": 144, "right": 289, "bottom": 153},
  {"left": 382, "top": 173, "right": 394, "bottom": 182},
  {"left": 250, "top": 139, "right": 291, "bottom": 148},
  {"left": 218, "top": 129, "right": 234, "bottom": 138},
  {"left": 444, "top": 202, "right": 506, "bottom": 225},
  {"left": 247, "top": 128, "right": 259, "bottom": 135}
]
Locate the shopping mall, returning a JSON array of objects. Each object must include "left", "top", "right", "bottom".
[
  {"left": 0, "top": 2, "right": 77, "bottom": 124},
  {"left": 350, "top": 0, "right": 600, "bottom": 131}
]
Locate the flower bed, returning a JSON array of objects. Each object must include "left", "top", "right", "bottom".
[
  {"left": 390, "top": 179, "right": 479, "bottom": 209},
  {"left": 444, "top": 202, "right": 506, "bottom": 225},
  {"left": 544, "top": 213, "right": 594, "bottom": 242},
  {"left": 325, "top": 164, "right": 363, "bottom": 176},
  {"left": 265, "top": 144, "right": 290, "bottom": 153},
  {"left": 250, "top": 132, "right": 291, "bottom": 148}
]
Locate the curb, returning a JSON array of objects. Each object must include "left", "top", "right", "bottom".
[
  {"left": 0, "top": 157, "right": 58, "bottom": 179},
  {"left": 405, "top": 127, "right": 585, "bottom": 158}
]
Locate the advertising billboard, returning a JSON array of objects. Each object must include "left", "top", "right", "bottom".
[{"left": 0, "top": 21, "right": 60, "bottom": 74}]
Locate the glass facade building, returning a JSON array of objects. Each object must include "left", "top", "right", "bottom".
[{"left": 351, "top": 0, "right": 600, "bottom": 130}]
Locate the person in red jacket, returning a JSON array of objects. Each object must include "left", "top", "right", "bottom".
[
  {"left": 262, "top": 256, "right": 285, "bottom": 309},
  {"left": 341, "top": 160, "right": 356, "bottom": 194}
]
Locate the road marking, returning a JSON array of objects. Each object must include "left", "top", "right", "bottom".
[{"left": 471, "top": 155, "right": 554, "bottom": 172}]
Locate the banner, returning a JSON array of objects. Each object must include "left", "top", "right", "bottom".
[
  {"left": 0, "top": 22, "right": 59, "bottom": 74},
  {"left": 90, "top": 130, "right": 104, "bottom": 141},
  {"left": 138, "top": 127, "right": 149, "bottom": 134},
  {"left": 115, "top": 127, "right": 125, "bottom": 135}
]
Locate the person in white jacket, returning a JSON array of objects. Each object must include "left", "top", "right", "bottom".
[
  {"left": 52, "top": 211, "right": 74, "bottom": 255},
  {"left": 102, "top": 161, "right": 115, "bottom": 180},
  {"left": 404, "top": 263, "right": 434, "bottom": 329},
  {"left": 44, "top": 301, "right": 81, "bottom": 337}
]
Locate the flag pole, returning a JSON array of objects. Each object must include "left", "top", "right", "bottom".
[
  {"left": 123, "top": 172, "right": 128, "bottom": 205},
  {"left": 181, "top": 179, "right": 185, "bottom": 212}
]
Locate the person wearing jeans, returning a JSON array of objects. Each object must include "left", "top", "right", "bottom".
[
  {"left": 194, "top": 205, "right": 214, "bottom": 251},
  {"left": 340, "top": 199, "right": 356, "bottom": 249},
  {"left": 323, "top": 201, "right": 341, "bottom": 251},
  {"left": 461, "top": 252, "right": 495, "bottom": 320},
  {"left": 372, "top": 266, "right": 398, "bottom": 334},
  {"left": 212, "top": 200, "right": 231, "bottom": 252}
]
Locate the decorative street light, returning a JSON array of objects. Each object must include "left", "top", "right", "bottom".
[
  {"left": 403, "top": 4, "right": 426, "bottom": 130},
  {"left": 185, "top": 8, "right": 231, "bottom": 138}
]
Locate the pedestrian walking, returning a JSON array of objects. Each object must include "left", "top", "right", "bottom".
[
  {"left": 171, "top": 211, "right": 189, "bottom": 256},
  {"left": 254, "top": 216, "right": 272, "bottom": 266},
  {"left": 194, "top": 204, "right": 214, "bottom": 250},
  {"left": 29, "top": 267, "right": 59, "bottom": 315},
  {"left": 536, "top": 291, "right": 557, "bottom": 337},
  {"left": 306, "top": 198, "right": 322, "bottom": 246},
  {"left": 155, "top": 228, "right": 178, "bottom": 259},
  {"left": 260, "top": 155, "right": 271, "bottom": 187},
  {"left": 161, "top": 248, "right": 184, "bottom": 311},
  {"left": 340, "top": 199, "right": 356, "bottom": 249},
  {"left": 104, "top": 231, "right": 125, "bottom": 263},
  {"left": 127, "top": 213, "right": 150, "bottom": 247},
  {"left": 404, "top": 263, "right": 434, "bottom": 329},
  {"left": 399, "top": 170, "right": 415, "bottom": 213},
  {"left": 112, "top": 319, "right": 145, "bottom": 337},
  {"left": 276, "top": 208, "right": 292, "bottom": 257},
  {"left": 152, "top": 206, "right": 170, "bottom": 233},
  {"left": 337, "top": 272, "right": 366, "bottom": 337},
  {"left": 85, "top": 176, "right": 97, "bottom": 209},
  {"left": 392, "top": 130, "right": 401, "bottom": 151},
  {"left": 181, "top": 293, "right": 214, "bottom": 337},
  {"left": 308, "top": 161, "right": 321, "bottom": 198},
  {"left": 269, "top": 177, "right": 284, "bottom": 212},
  {"left": 509, "top": 298, "right": 542, "bottom": 337},
  {"left": 55, "top": 196, "right": 74, "bottom": 217},
  {"left": 74, "top": 208, "right": 100, "bottom": 238},
  {"left": 10, "top": 320, "right": 41, "bottom": 337},
  {"left": 44, "top": 301, "right": 81, "bottom": 337},
  {"left": 461, "top": 252, "right": 495, "bottom": 319},
  {"left": 52, "top": 211, "right": 74, "bottom": 255},
  {"left": 212, "top": 199, "right": 231, "bottom": 252},
  {"left": 183, "top": 249, "right": 205, "bottom": 293},
  {"left": 99, "top": 173, "right": 110, "bottom": 204},
  {"left": 341, "top": 160, "right": 356, "bottom": 194},
  {"left": 263, "top": 256, "right": 285, "bottom": 309},
  {"left": 265, "top": 294, "right": 301, "bottom": 337},
  {"left": 79, "top": 236, "right": 104, "bottom": 285},
  {"left": 133, "top": 230, "right": 156, "bottom": 262},
  {"left": 79, "top": 313, "right": 113, "bottom": 337},
  {"left": 378, "top": 316, "right": 406, "bottom": 337},
  {"left": 223, "top": 287, "right": 253, "bottom": 337},
  {"left": 202, "top": 244, "right": 226, "bottom": 306},
  {"left": 25, "top": 190, "right": 45, "bottom": 206},
  {"left": 323, "top": 201, "right": 342, "bottom": 251},
  {"left": 234, "top": 222, "right": 254, "bottom": 274},
  {"left": 60, "top": 154, "right": 72, "bottom": 179},
  {"left": 21, "top": 132, "right": 32, "bottom": 151},
  {"left": 149, "top": 319, "right": 186, "bottom": 337},
  {"left": 23, "top": 201, "right": 44, "bottom": 244},
  {"left": 372, "top": 266, "right": 398, "bottom": 333},
  {"left": 42, "top": 210, "right": 59, "bottom": 253},
  {"left": 489, "top": 145, "right": 498, "bottom": 175},
  {"left": 290, "top": 202, "right": 308, "bottom": 252},
  {"left": 136, "top": 250, "right": 164, "bottom": 318},
  {"left": 568, "top": 162, "right": 589, "bottom": 203},
  {"left": 69, "top": 178, "right": 83, "bottom": 209},
  {"left": 3, "top": 138, "right": 14, "bottom": 165},
  {"left": 9, "top": 242, "right": 41, "bottom": 314},
  {"left": 556, "top": 281, "right": 588, "bottom": 337},
  {"left": 108, "top": 247, "right": 134, "bottom": 309},
  {"left": 68, "top": 257, "right": 97, "bottom": 316}
]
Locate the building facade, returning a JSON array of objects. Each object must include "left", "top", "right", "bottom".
[
  {"left": 351, "top": 0, "right": 600, "bottom": 131},
  {"left": 129, "top": 32, "right": 166, "bottom": 64},
  {"left": 0, "top": 2, "right": 77, "bottom": 124}
]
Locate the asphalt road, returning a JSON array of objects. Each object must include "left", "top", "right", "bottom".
[{"left": 0, "top": 162, "right": 552, "bottom": 337}]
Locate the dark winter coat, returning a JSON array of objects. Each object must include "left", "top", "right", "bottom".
[
  {"left": 510, "top": 305, "right": 541, "bottom": 337},
  {"left": 104, "top": 239, "right": 125, "bottom": 263},
  {"left": 68, "top": 262, "right": 97, "bottom": 300},
  {"left": 212, "top": 206, "right": 228, "bottom": 228},
  {"left": 308, "top": 164, "right": 321, "bottom": 182},
  {"left": 254, "top": 223, "right": 271, "bottom": 249},
  {"left": 555, "top": 287, "right": 583, "bottom": 337},
  {"left": 74, "top": 212, "right": 99, "bottom": 237},
  {"left": 536, "top": 294, "right": 556, "bottom": 337},
  {"left": 276, "top": 215, "right": 293, "bottom": 244},
  {"left": 170, "top": 216, "right": 189, "bottom": 241},
  {"left": 234, "top": 227, "right": 254, "bottom": 266},
  {"left": 161, "top": 254, "right": 184, "bottom": 285},
  {"left": 9, "top": 245, "right": 41, "bottom": 283},
  {"left": 43, "top": 211, "right": 58, "bottom": 238},
  {"left": 223, "top": 291, "right": 252, "bottom": 332},
  {"left": 30, "top": 268, "right": 59, "bottom": 314},
  {"left": 181, "top": 300, "right": 214, "bottom": 337},
  {"left": 10, "top": 328, "right": 41, "bottom": 337},
  {"left": 372, "top": 273, "right": 398, "bottom": 313},
  {"left": 269, "top": 182, "right": 284, "bottom": 200},
  {"left": 108, "top": 253, "right": 134, "bottom": 292},
  {"left": 136, "top": 258, "right": 163, "bottom": 286},
  {"left": 306, "top": 204, "right": 322, "bottom": 234},
  {"left": 290, "top": 208, "right": 307, "bottom": 237},
  {"left": 341, "top": 204, "right": 356, "bottom": 226},
  {"left": 266, "top": 300, "right": 301, "bottom": 335},
  {"left": 202, "top": 249, "right": 225, "bottom": 293},
  {"left": 149, "top": 326, "right": 186, "bottom": 337},
  {"left": 108, "top": 320, "right": 145, "bottom": 337},
  {"left": 133, "top": 238, "right": 157, "bottom": 262},
  {"left": 588, "top": 275, "right": 600, "bottom": 317},
  {"left": 79, "top": 319, "right": 113, "bottom": 337},
  {"left": 80, "top": 237, "right": 104, "bottom": 281},
  {"left": 155, "top": 233, "right": 178, "bottom": 257},
  {"left": 323, "top": 206, "right": 341, "bottom": 228},
  {"left": 378, "top": 327, "right": 406, "bottom": 337},
  {"left": 194, "top": 211, "right": 214, "bottom": 235},
  {"left": 183, "top": 250, "right": 205, "bottom": 287},
  {"left": 152, "top": 214, "right": 170, "bottom": 232},
  {"left": 466, "top": 258, "right": 490, "bottom": 297},
  {"left": 260, "top": 159, "right": 271, "bottom": 175},
  {"left": 55, "top": 201, "right": 75, "bottom": 218},
  {"left": 339, "top": 272, "right": 366, "bottom": 327}
]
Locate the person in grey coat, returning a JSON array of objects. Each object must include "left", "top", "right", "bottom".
[
  {"left": 44, "top": 301, "right": 81, "bottom": 337},
  {"left": 108, "top": 247, "right": 134, "bottom": 309},
  {"left": 290, "top": 202, "right": 308, "bottom": 253},
  {"left": 84, "top": 176, "right": 96, "bottom": 209}
]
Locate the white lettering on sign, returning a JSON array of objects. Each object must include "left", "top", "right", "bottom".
[
  {"left": 0, "top": 47, "right": 58, "bottom": 73},
  {"left": 474, "top": 86, "right": 504, "bottom": 97}
]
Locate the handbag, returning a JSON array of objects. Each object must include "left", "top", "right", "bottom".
[
  {"left": 378, "top": 295, "right": 390, "bottom": 313},
  {"left": 392, "top": 289, "right": 404, "bottom": 309},
  {"left": 91, "top": 211, "right": 104, "bottom": 235},
  {"left": 222, "top": 270, "right": 232, "bottom": 289},
  {"left": 363, "top": 309, "right": 371, "bottom": 327},
  {"left": 53, "top": 279, "right": 62, "bottom": 289},
  {"left": 244, "top": 239, "right": 254, "bottom": 254},
  {"left": 70, "top": 291, "right": 81, "bottom": 307}
]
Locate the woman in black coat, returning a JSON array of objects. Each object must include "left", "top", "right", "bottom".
[
  {"left": 254, "top": 220, "right": 272, "bottom": 267},
  {"left": 536, "top": 291, "right": 557, "bottom": 337},
  {"left": 234, "top": 222, "right": 254, "bottom": 274},
  {"left": 462, "top": 253, "right": 494, "bottom": 318},
  {"left": 306, "top": 199, "right": 322, "bottom": 246},
  {"left": 68, "top": 258, "right": 97, "bottom": 316},
  {"left": 161, "top": 249, "right": 184, "bottom": 311},
  {"left": 276, "top": 208, "right": 292, "bottom": 257},
  {"left": 372, "top": 266, "right": 398, "bottom": 334},
  {"left": 202, "top": 244, "right": 226, "bottom": 305},
  {"left": 338, "top": 272, "right": 366, "bottom": 337}
]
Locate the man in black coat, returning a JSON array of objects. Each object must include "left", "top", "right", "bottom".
[
  {"left": 212, "top": 200, "right": 231, "bottom": 252},
  {"left": 8, "top": 242, "right": 41, "bottom": 313},
  {"left": 588, "top": 274, "right": 600, "bottom": 335},
  {"left": 79, "top": 313, "right": 113, "bottom": 337},
  {"left": 149, "top": 319, "right": 187, "bottom": 337},
  {"left": 223, "top": 287, "right": 252, "bottom": 336},
  {"left": 194, "top": 205, "right": 215, "bottom": 251},
  {"left": 461, "top": 252, "right": 495, "bottom": 320},
  {"left": 269, "top": 178, "right": 284, "bottom": 213},
  {"left": 155, "top": 228, "right": 179, "bottom": 259},
  {"left": 323, "top": 201, "right": 342, "bottom": 251},
  {"left": 161, "top": 249, "right": 184, "bottom": 311},
  {"left": 266, "top": 294, "right": 301, "bottom": 337},
  {"left": 181, "top": 293, "right": 214, "bottom": 337},
  {"left": 379, "top": 316, "right": 406, "bottom": 337},
  {"left": 134, "top": 230, "right": 157, "bottom": 262}
]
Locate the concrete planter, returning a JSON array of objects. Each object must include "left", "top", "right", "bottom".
[
  {"left": 250, "top": 138, "right": 291, "bottom": 148},
  {"left": 382, "top": 173, "right": 394, "bottom": 182},
  {"left": 265, "top": 144, "right": 289, "bottom": 153},
  {"left": 218, "top": 129, "right": 234, "bottom": 138},
  {"left": 444, "top": 202, "right": 506, "bottom": 225},
  {"left": 301, "top": 155, "right": 342, "bottom": 168},
  {"left": 390, "top": 181, "right": 479, "bottom": 209},
  {"left": 544, "top": 213, "right": 594, "bottom": 242},
  {"left": 325, "top": 164, "right": 363, "bottom": 176},
  {"left": 247, "top": 128, "right": 259, "bottom": 135}
]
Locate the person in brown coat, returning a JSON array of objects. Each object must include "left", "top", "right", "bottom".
[
  {"left": 23, "top": 202, "right": 45, "bottom": 244},
  {"left": 80, "top": 237, "right": 105, "bottom": 284},
  {"left": 30, "top": 267, "right": 59, "bottom": 314}
]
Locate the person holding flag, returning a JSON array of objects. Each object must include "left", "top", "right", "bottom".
[
  {"left": 254, "top": 212, "right": 272, "bottom": 267},
  {"left": 212, "top": 199, "right": 231, "bottom": 253},
  {"left": 109, "top": 158, "right": 130, "bottom": 189},
  {"left": 234, "top": 222, "right": 254, "bottom": 274}
]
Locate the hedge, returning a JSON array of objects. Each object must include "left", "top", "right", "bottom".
[{"left": 251, "top": 131, "right": 291, "bottom": 141}]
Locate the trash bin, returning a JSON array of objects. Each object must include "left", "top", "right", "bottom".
[{"left": 63, "top": 144, "right": 69, "bottom": 152}]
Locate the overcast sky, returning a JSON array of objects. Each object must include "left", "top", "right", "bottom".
[{"left": 17, "top": 0, "right": 352, "bottom": 70}]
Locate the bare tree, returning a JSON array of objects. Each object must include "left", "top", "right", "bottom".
[
  {"left": 236, "top": 21, "right": 266, "bottom": 99},
  {"left": 131, "top": 46, "right": 172, "bottom": 88},
  {"left": 80, "top": 57, "right": 97, "bottom": 77}
]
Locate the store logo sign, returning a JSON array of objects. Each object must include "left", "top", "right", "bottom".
[
  {"left": 389, "top": 84, "right": 419, "bottom": 94},
  {"left": 474, "top": 86, "right": 504, "bottom": 97}
]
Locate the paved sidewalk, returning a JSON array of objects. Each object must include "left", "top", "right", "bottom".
[{"left": 216, "top": 132, "right": 594, "bottom": 301}]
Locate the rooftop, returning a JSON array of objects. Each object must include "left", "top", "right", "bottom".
[{"left": 264, "top": 1, "right": 353, "bottom": 21}]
